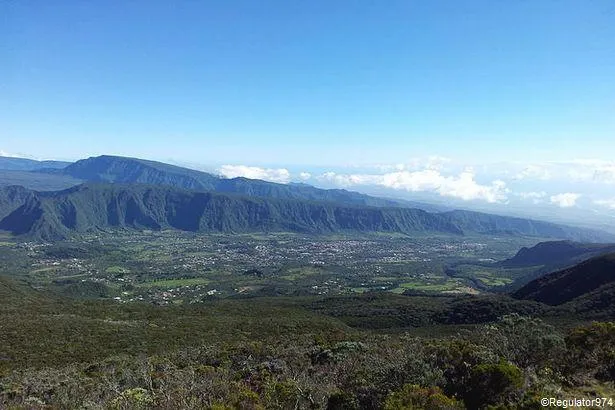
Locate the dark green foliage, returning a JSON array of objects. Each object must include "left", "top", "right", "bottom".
[
  {"left": 2, "top": 248, "right": 615, "bottom": 410},
  {"left": 503, "top": 240, "right": 615, "bottom": 291},
  {"left": 500, "top": 240, "right": 615, "bottom": 268},
  {"left": 437, "top": 296, "right": 546, "bottom": 324},
  {"left": 1, "top": 284, "right": 614, "bottom": 410},
  {"left": 327, "top": 391, "right": 360, "bottom": 409},
  {"left": 424, "top": 339, "right": 495, "bottom": 399},
  {"left": 465, "top": 361, "right": 524, "bottom": 409},
  {"left": 513, "top": 252, "right": 615, "bottom": 305},
  {"left": 384, "top": 384, "right": 463, "bottom": 410},
  {"left": 308, "top": 293, "right": 547, "bottom": 329},
  {"left": 565, "top": 322, "right": 615, "bottom": 382},
  {"left": 473, "top": 314, "right": 566, "bottom": 370},
  {"left": 60, "top": 280, "right": 113, "bottom": 298},
  {"left": 561, "top": 282, "right": 615, "bottom": 318}
]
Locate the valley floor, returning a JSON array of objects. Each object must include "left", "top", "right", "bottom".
[{"left": 1, "top": 232, "right": 614, "bottom": 409}]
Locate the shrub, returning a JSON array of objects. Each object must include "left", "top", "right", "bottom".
[
  {"left": 565, "top": 322, "right": 615, "bottom": 382},
  {"left": 111, "top": 387, "right": 154, "bottom": 409},
  {"left": 327, "top": 390, "right": 360, "bottom": 410},
  {"left": 384, "top": 384, "right": 463, "bottom": 410},
  {"left": 465, "top": 361, "right": 524, "bottom": 409},
  {"left": 475, "top": 314, "right": 566, "bottom": 370}
]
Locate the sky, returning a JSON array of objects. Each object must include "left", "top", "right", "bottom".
[{"left": 1, "top": 1, "right": 615, "bottom": 220}]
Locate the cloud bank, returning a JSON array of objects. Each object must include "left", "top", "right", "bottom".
[
  {"left": 550, "top": 193, "right": 581, "bottom": 208},
  {"left": 218, "top": 165, "right": 291, "bottom": 183},
  {"left": 214, "top": 157, "right": 615, "bottom": 211},
  {"left": 319, "top": 169, "right": 509, "bottom": 203},
  {"left": 594, "top": 198, "right": 615, "bottom": 209}
]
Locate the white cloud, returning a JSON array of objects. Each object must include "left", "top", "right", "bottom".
[
  {"left": 594, "top": 198, "right": 615, "bottom": 210},
  {"left": 550, "top": 193, "right": 581, "bottom": 208},
  {"left": 319, "top": 168, "right": 509, "bottom": 203},
  {"left": 560, "top": 159, "right": 615, "bottom": 184},
  {"left": 517, "top": 191, "right": 547, "bottom": 204},
  {"left": 318, "top": 172, "right": 382, "bottom": 187},
  {"left": 0, "top": 150, "right": 21, "bottom": 158},
  {"left": 299, "top": 172, "right": 312, "bottom": 181},
  {"left": 492, "top": 159, "right": 615, "bottom": 185},
  {"left": 218, "top": 165, "right": 291, "bottom": 183},
  {"left": 425, "top": 155, "right": 452, "bottom": 171},
  {"left": 369, "top": 156, "right": 452, "bottom": 173},
  {"left": 514, "top": 165, "right": 552, "bottom": 180},
  {"left": 518, "top": 191, "right": 547, "bottom": 199}
]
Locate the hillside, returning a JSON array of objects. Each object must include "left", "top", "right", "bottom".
[
  {"left": 0, "top": 185, "right": 35, "bottom": 220},
  {"left": 0, "top": 183, "right": 465, "bottom": 240},
  {"left": 513, "top": 252, "right": 615, "bottom": 306},
  {"left": 0, "top": 156, "right": 71, "bottom": 171},
  {"left": 1, "top": 183, "right": 613, "bottom": 243},
  {"left": 500, "top": 241, "right": 615, "bottom": 268},
  {"left": 442, "top": 209, "right": 612, "bottom": 243}
]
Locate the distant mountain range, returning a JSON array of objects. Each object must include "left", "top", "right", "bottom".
[
  {"left": 0, "top": 155, "right": 613, "bottom": 242},
  {"left": 0, "top": 182, "right": 613, "bottom": 242},
  {"left": 0, "top": 156, "right": 72, "bottom": 172}
]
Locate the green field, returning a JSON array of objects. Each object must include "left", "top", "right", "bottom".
[{"left": 136, "top": 277, "right": 212, "bottom": 288}]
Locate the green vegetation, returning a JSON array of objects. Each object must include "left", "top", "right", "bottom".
[
  {"left": 0, "top": 212, "right": 614, "bottom": 408},
  {"left": 0, "top": 231, "right": 547, "bottom": 303},
  {"left": 136, "top": 277, "right": 211, "bottom": 288},
  {"left": 1, "top": 276, "right": 613, "bottom": 409},
  {"left": 514, "top": 251, "right": 615, "bottom": 306}
]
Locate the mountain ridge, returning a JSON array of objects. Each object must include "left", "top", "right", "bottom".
[
  {"left": 0, "top": 183, "right": 465, "bottom": 240},
  {"left": 1, "top": 183, "right": 613, "bottom": 243}
]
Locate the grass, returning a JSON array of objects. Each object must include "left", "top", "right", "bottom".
[
  {"left": 280, "top": 266, "right": 324, "bottom": 280},
  {"left": 136, "top": 277, "right": 212, "bottom": 288},
  {"left": 397, "top": 279, "right": 463, "bottom": 291},
  {"left": 105, "top": 266, "right": 130, "bottom": 274},
  {"left": 31, "top": 267, "right": 60, "bottom": 274},
  {"left": 351, "top": 287, "right": 369, "bottom": 293}
]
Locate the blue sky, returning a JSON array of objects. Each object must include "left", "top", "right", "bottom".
[
  {"left": 2, "top": 0, "right": 614, "bottom": 164},
  {"left": 2, "top": 1, "right": 615, "bottom": 220}
]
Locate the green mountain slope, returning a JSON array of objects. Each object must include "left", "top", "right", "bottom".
[
  {"left": 513, "top": 252, "right": 615, "bottom": 306},
  {"left": 0, "top": 185, "right": 36, "bottom": 220},
  {"left": 2, "top": 183, "right": 614, "bottom": 243},
  {"left": 499, "top": 241, "right": 615, "bottom": 290},
  {"left": 0, "top": 183, "right": 464, "bottom": 240},
  {"left": 500, "top": 241, "right": 615, "bottom": 268}
]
